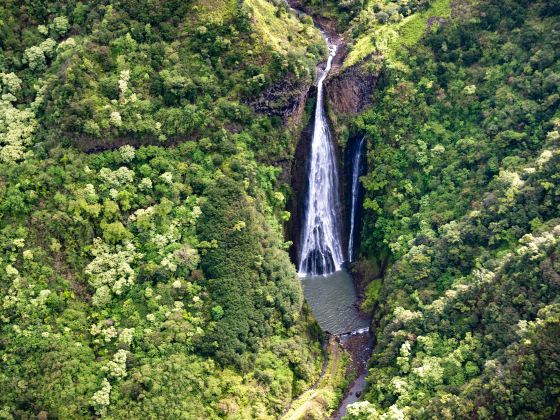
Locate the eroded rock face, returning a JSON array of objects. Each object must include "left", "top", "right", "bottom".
[
  {"left": 248, "top": 77, "right": 311, "bottom": 125},
  {"left": 325, "top": 61, "right": 379, "bottom": 115},
  {"left": 286, "top": 102, "right": 314, "bottom": 265}
]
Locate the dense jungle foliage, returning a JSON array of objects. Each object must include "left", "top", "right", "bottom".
[
  {"left": 0, "top": 0, "right": 328, "bottom": 417},
  {"left": 2, "top": 0, "right": 560, "bottom": 418},
  {"left": 341, "top": 0, "right": 560, "bottom": 418}
]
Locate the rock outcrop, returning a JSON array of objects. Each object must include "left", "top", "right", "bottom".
[
  {"left": 248, "top": 76, "right": 312, "bottom": 126},
  {"left": 286, "top": 85, "right": 348, "bottom": 267},
  {"left": 286, "top": 91, "right": 314, "bottom": 265},
  {"left": 325, "top": 60, "right": 379, "bottom": 115}
]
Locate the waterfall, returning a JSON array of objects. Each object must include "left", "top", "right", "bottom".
[
  {"left": 299, "top": 38, "right": 345, "bottom": 277},
  {"left": 348, "top": 136, "right": 366, "bottom": 262}
]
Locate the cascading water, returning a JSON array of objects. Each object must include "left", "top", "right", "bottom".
[
  {"left": 282, "top": 6, "right": 372, "bottom": 415},
  {"left": 298, "top": 38, "right": 345, "bottom": 277},
  {"left": 348, "top": 136, "right": 366, "bottom": 262},
  {"left": 297, "top": 32, "right": 369, "bottom": 335}
]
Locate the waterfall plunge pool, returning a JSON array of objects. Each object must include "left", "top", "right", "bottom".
[{"left": 300, "top": 270, "right": 369, "bottom": 335}]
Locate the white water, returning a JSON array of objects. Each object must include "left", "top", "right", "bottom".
[
  {"left": 348, "top": 136, "right": 366, "bottom": 262},
  {"left": 298, "top": 38, "right": 345, "bottom": 276}
]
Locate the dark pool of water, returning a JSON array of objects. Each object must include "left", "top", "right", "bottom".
[{"left": 300, "top": 270, "right": 369, "bottom": 335}]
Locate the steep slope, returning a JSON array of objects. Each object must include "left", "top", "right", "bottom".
[
  {"left": 317, "top": 0, "right": 560, "bottom": 417},
  {"left": 0, "top": 0, "right": 327, "bottom": 417}
]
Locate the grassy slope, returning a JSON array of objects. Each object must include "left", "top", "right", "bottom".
[
  {"left": 247, "top": 0, "right": 322, "bottom": 55},
  {"left": 345, "top": 0, "right": 452, "bottom": 69}
]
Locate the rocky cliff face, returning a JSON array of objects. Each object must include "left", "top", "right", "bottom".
[
  {"left": 283, "top": 64, "right": 379, "bottom": 267},
  {"left": 325, "top": 60, "right": 379, "bottom": 115},
  {"left": 286, "top": 86, "right": 349, "bottom": 268},
  {"left": 249, "top": 76, "right": 312, "bottom": 126},
  {"left": 286, "top": 104, "right": 313, "bottom": 265}
]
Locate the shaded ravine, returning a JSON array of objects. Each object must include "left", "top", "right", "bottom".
[{"left": 348, "top": 136, "right": 366, "bottom": 262}]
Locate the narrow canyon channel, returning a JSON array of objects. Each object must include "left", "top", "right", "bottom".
[{"left": 288, "top": 4, "right": 373, "bottom": 417}]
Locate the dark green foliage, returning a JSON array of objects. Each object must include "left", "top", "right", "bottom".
[
  {"left": 0, "top": 0, "right": 322, "bottom": 161},
  {"left": 0, "top": 0, "right": 322, "bottom": 416},
  {"left": 0, "top": 139, "right": 317, "bottom": 417},
  {"left": 348, "top": 0, "right": 560, "bottom": 417},
  {"left": 198, "top": 177, "right": 267, "bottom": 365},
  {"left": 198, "top": 176, "right": 302, "bottom": 366}
]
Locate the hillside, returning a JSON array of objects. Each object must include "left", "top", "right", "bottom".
[
  {"left": 1, "top": 0, "right": 559, "bottom": 418},
  {"left": 0, "top": 0, "right": 327, "bottom": 417},
  {"left": 316, "top": 0, "right": 560, "bottom": 417}
]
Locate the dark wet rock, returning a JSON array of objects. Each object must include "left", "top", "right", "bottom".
[
  {"left": 344, "top": 133, "right": 368, "bottom": 263},
  {"left": 286, "top": 95, "right": 314, "bottom": 264},
  {"left": 285, "top": 88, "right": 347, "bottom": 266},
  {"left": 332, "top": 332, "right": 373, "bottom": 419},
  {"left": 325, "top": 60, "right": 379, "bottom": 115},
  {"left": 350, "top": 257, "right": 388, "bottom": 315},
  {"left": 248, "top": 76, "right": 311, "bottom": 125}
]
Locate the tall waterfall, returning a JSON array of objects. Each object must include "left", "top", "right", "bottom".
[
  {"left": 299, "top": 39, "right": 345, "bottom": 276},
  {"left": 348, "top": 136, "right": 366, "bottom": 262}
]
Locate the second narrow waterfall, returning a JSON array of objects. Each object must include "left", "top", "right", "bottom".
[
  {"left": 348, "top": 136, "right": 366, "bottom": 262},
  {"left": 298, "top": 39, "right": 345, "bottom": 277}
]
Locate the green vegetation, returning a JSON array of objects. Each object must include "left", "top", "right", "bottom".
[
  {"left": 284, "top": 337, "right": 351, "bottom": 419},
  {"left": 361, "top": 278, "right": 382, "bottom": 312},
  {"left": 0, "top": 141, "right": 325, "bottom": 417},
  {"left": 0, "top": 0, "right": 327, "bottom": 417},
  {"left": 1, "top": 0, "right": 323, "bottom": 158},
  {"left": 344, "top": 0, "right": 560, "bottom": 417},
  {"left": 345, "top": 0, "right": 451, "bottom": 68},
  {"left": 300, "top": 0, "right": 450, "bottom": 68},
  {"left": 2, "top": 0, "right": 560, "bottom": 417},
  {"left": 246, "top": 0, "right": 320, "bottom": 55}
]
